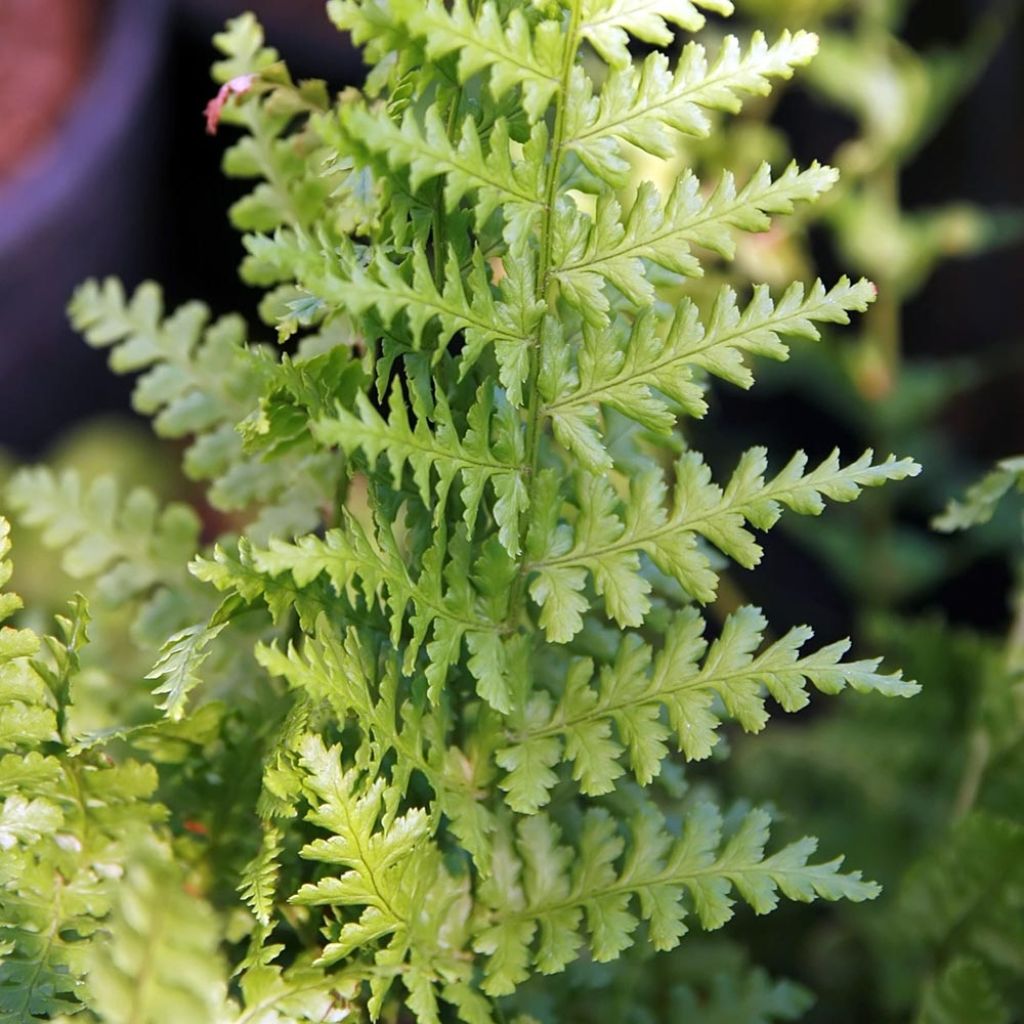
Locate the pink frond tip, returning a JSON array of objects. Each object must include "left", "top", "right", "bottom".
[{"left": 204, "top": 74, "right": 256, "bottom": 135}]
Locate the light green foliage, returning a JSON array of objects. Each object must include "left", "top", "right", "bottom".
[
  {"left": 85, "top": 844, "right": 229, "bottom": 1024},
  {"left": 498, "top": 604, "right": 916, "bottom": 812},
  {"left": 933, "top": 456, "right": 1024, "bottom": 534},
  {"left": 0, "top": 4, "right": 925, "bottom": 1021},
  {"left": 0, "top": 519, "right": 166, "bottom": 1021},
  {"left": 5, "top": 466, "right": 203, "bottom": 646}
]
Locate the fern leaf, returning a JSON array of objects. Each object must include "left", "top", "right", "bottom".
[
  {"left": 85, "top": 844, "right": 229, "bottom": 1024},
  {"left": 336, "top": 104, "right": 545, "bottom": 243},
  {"left": 580, "top": 0, "right": 734, "bottom": 68},
  {"left": 527, "top": 449, "right": 920, "bottom": 640},
  {"left": 499, "top": 605, "right": 916, "bottom": 810},
  {"left": 474, "top": 803, "right": 877, "bottom": 996},
  {"left": 253, "top": 518, "right": 514, "bottom": 711},
  {"left": 68, "top": 278, "right": 340, "bottom": 537},
  {"left": 933, "top": 456, "right": 1024, "bottom": 533},
  {"left": 543, "top": 278, "right": 877, "bottom": 471},
  {"left": 291, "top": 736, "right": 478, "bottom": 1022},
  {"left": 390, "top": 0, "right": 563, "bottom": 121},
  {"left": 146, "top": 620, "right": 229, "bottom": 720},
  {"left": 917, "top": 958, "right": 1011, "bottom": 1024},
  {"left": 565, "top": 31, "right": 820, "bottom": 184},
  {"left": 239, "top": 826, "right": 284, "bottom": 928},
  {"left": 314, "top": 382, "right": 527, "bottom": 555},
  {"left": 6, "top": 468, "right": 199, "bottom": 604},
  {"left": 553, "top": 162, "right": 839, "bottom": 324}
]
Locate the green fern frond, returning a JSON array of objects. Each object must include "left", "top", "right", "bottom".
[
  {"left": 916, "top": 958, "right": 1011, "bottom": 1024},
  {"left": 565, "top": 31, "right": 820, "bottom": 183},
  {"left": 292, "top": 735, "right": 478, "bottom": 1023},
  {"left": 543, "top": 278, "right": 875, "bottom": 469},
  {"left": 8, "top": 1, "right": 930, "bottom": 1017},
  {"left": 0, "top": 521, "right": 167, "bottom": 1021},
  {"left": 580, "top": 0, "right": 735, "bottom": 68},
  {"left": 527, "top": 449, "right": 920, "bottom": 640},
  {"left": 474, "top": 803, "right": 877, "bottom": 996},
  {"left": 252, "top": 517, "right": 515, "bottom": 711},
  {"left": 67, "top": 278, "right": 343, "bottom": 539},
  {"left": 933, "top": 455, "right": 1024, "bottom": 533},
  {"left": 313, "top": 382, "right": 527, "bottom": 555},
  {"left": 85, "top": 843, "right": 229, "bottom": 1024},
  {"left": 498, "top": 605, "right": 917, "bottom": 811},
  {"left": 552, "top": 162, "right": 839, "bottom": 324},
  {"left": 6, "top": 468, "right": 198, "bottom": 600},
  {"left": 334, "top": 104, "right": 546, "bottom": 242}
]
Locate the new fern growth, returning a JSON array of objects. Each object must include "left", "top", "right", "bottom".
[{"left": 1, "top": 4, "right": 923, "bottom": 1021}]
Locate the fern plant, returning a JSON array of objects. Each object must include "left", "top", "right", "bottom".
[{"left": 0, "top": 5, "right": 924, "bottom": 1021}]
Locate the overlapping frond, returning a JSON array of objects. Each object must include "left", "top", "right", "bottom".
[
  {"left": 0, "top": 521, "right": 166, "bottom": 1021},
  {"left": 565, "top": 30, "right": 820, "bottom": 183},
  {"left": 334, "top": 104, "right": 546, "bottom": 243},
  {"left": 498, "top": 605, "right": 917, "bottom": 812},
  {"left": 543, "top": 278, "right": 875, "bottom": 470},
  {"left": 552, "top": 162, "right": 839, "bottom": 324},
  {"left": 473, "top": 803, "right": 877, "bottom": 996},
  {"left": 292, "top": 736, "right": 479, "bottom": 1024},
  {"left": 252, "top": 517, "right": 516, "bottom": 711},
  {"left": 299, "top": 243, "right": 541, "bottom": 404},
  {"left": 527, "top": 449, "right": 920, "bottom": 641},
  {"left": 314, "top": 382, "right": 527, "bottom": 555}
]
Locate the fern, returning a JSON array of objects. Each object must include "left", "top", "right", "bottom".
[
  {"left": 0, "top": 520, "right": 166, "bottom": 1020},
  {"left": 0, "top": 4, "right": 926, "bottom": 1021},
  {"left": 85, "top": 843, "right": 230, "bottom": 1024},
  {"left": 499, "top": 604, "right": 916, "bottom": 812}
]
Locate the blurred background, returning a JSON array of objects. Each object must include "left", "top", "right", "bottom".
[{"left": 1, "top": 1, "right": 1024, "bottom": 1021}]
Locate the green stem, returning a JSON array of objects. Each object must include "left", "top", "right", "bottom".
[{"left": 506, "top": 0, "right": 584, "bottom": 625}]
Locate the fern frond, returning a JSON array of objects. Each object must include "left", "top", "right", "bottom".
[
  {"left": 933, "top": 455, "right": 1024, "bottom": 533},
  {"left": 68, "top": 278, "right": 342, "bottom": 539},
  {"left": 543, "top": 278, "right": 876, "bottom": 470},
  {"left": 474, "top": 803, "right": 877, "bottom": 996},
  {"left": 565, "top": 31, "right": 820, "bottom": 184},
  {"left": 5, "top": 468, "right": 200, "bottom": 617},
  {"left": 253, "top": 517, "right": 515, "bottom": 711},
  {"left": 303, "top": 244, "right": 540, "bottom": 404},
  {"left": 0, "top": 528, "right": 166, "bottom": 1020},
  {"left": 85, "top": 843, "right": 229, "bottom": 1024},
  {"left": 916, "top": 958, "right": 1011, "bottom": 1024},
  {"left": 239, "top": 825, "right": 284, "bottom": 928},
  {"left": 291, "top": 735, "right": 477, "bottom": 1023},
  {"left": 499, "top": 605, "right": 916, "bottom": 811},
  {"left": 146, "top": 620, "right": 229, "bottom": 720},
  {"left": 580, "top": 0, "right": 735, "bottom": 68},
  {"left": 260, "top": 627, "right": 496, "bottom": 868},
  {"left": 335, "top": 104, "right": 546, "bottom": 243},
  {"left": 553, "top": 162, "right": 839, "bottom": 324},
  {"left": 314, "top": 382, "right": 527, "bottom": 555},
  {"left": 390, "top": 0, "right": 563, "bottom": 121},
  {"left": 527, "top": 449, "right": 920, "bottom": 641}
]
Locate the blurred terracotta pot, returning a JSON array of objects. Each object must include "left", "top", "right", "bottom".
[{"left": 0, "top": 0, "right": 170, "bottom": 454}]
